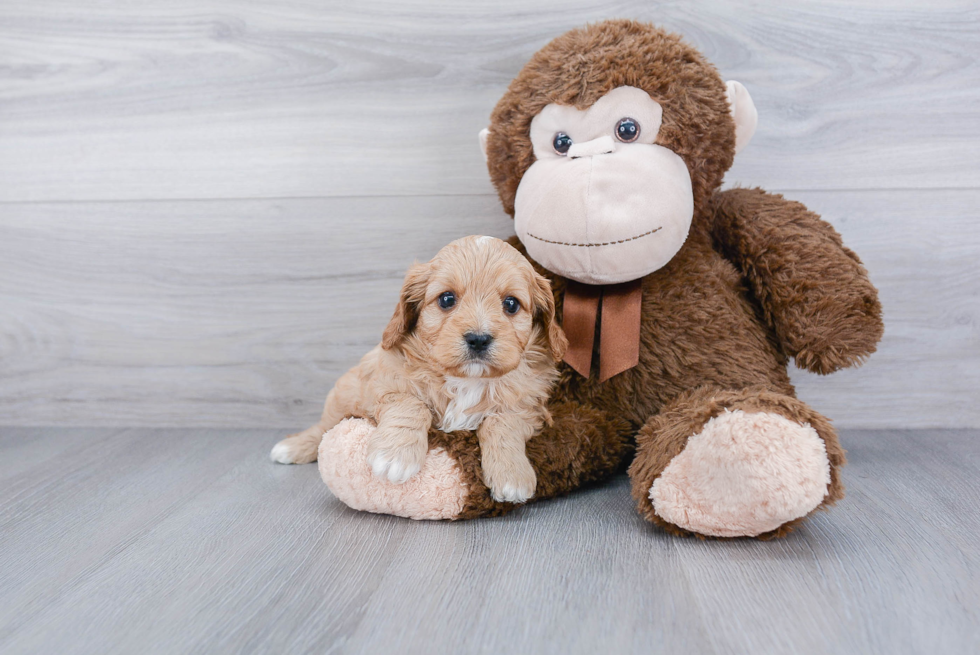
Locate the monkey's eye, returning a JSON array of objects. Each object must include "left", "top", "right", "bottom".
[
  {"left": 615, "top": 117, "right": 640, "bottom": 143},
  {"left": 438, "top": 291, "right": 456, "bottom": 309},
  {"left": 502, "top": 296, "right": 521, "bottom": 315},
  {"left": 553, "top": 132, "right": 573, "bottom": 155}
]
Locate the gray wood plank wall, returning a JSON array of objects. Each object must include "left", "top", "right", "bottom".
[{"left": 1, "top": 1, "right": 978, "bottom": 428}]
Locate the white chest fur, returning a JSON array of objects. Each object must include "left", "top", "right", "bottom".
[{"left": 439, "top": 376, "right": 489, "bottom": 432}]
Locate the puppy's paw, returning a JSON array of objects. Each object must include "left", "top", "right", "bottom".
[
  {"left": 487, "top": 456, "right": 537, "bottom": 504},
  {"left": 270, "top": 434, "right": 320, "bottom": 465},
  {"left": 366, "top": 432, "right": 427, "bottom": 484}
]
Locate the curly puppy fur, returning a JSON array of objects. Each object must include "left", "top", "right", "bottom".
[{"left": 273, "top": 236, "right": 567, "bottom": 504}]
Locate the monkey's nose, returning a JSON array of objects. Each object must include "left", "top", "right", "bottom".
[
  {"left": 568, "top": 135, "right": 616, "bottom": 159},
  {"left": 464, "top": 332, "right": 493, "bottom": 354}
]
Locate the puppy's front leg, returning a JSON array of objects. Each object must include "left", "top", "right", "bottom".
[
  {"left": 478, "top": 414, "right": 537, "bottom": 504},
  {"left": 367, "top": 393, "right": 433, "bottom": 484}
]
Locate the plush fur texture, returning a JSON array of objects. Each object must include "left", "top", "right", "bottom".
[
  {"left": 428, "top": 400, "right": 636, "bottom": 520},
  {"left": 710, "top": 188, "right": 884, "bottom": 374},
  {"left": 649, "top": 409, "right": 831, "bottom": 538},
  {"left": 514, "top": 85, "right": 695, "bottom": 285},
  {"left": 315, "top": 21, "right": 883, "bottom": 538},
  {"left": 485, "top": 20, "right": 736, "bottom": 222},
  {"left": 319, "top": 418, "right": 467, "bottom": 520},
  {"left": 276, "top": 236, "right": 566, "bottom": 504},
  {"left": 628, "top": 387, "right": 847, "bottom": 539}
]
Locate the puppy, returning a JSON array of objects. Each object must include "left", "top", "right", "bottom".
[{"left": 270, "top": 235, "right": 567, "bottom": 503}]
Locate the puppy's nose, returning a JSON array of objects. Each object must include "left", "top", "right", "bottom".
[{"left": 464, "top": 332, "right": 493, "bottom": 353}]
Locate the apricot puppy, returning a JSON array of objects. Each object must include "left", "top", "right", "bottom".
[{"left": 271, "top": 236, "right": 567, "bottom": 503}]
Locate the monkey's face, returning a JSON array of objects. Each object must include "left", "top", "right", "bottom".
[
  {"left": 479, "top": 21, "right": 759, "bottom": 286},
  {"left": 513, "top": 86, "right": 693, "bottom": 285}
]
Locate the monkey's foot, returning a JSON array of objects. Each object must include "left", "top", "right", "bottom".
[
  {"left": 654, "top": 410, "right": 830, "bottom": 537},
  {"left": 630, "top": 388, "right": 843, "bottom": 539},
  {"left": 318, "top": 418, "right": 467, "bottom": 520}
]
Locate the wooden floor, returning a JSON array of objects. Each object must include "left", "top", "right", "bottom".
[{"left": 1, "top": 428, "right": 977, "bottom": 654}]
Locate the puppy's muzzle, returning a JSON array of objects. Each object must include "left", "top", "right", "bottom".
[{"left": 464, "top": 332, "right": 493, "bottom": 358}]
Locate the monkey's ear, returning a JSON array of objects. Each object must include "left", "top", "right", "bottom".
[
  {"left": 725, "top": 81, "right": 758, "bottom": 154},
  {"left": 381, "top": 262, "right": 430, "bottom": 351},
  {"left": 478, "top": 128, "right": 490, "bottom": 162}
]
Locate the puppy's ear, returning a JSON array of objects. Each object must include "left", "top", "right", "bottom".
[
  {"left": 382, "top": 262, "right": 430, "bottom": 351},
  {"left": 530, "top": 271, "right": 568, "bottom": 361}
]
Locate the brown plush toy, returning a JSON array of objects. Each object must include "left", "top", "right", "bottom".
[{"left": 318, "top": 19, "right": 883, "bottom": 538}]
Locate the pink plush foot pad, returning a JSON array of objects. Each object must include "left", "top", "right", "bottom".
[
  {"left": 318, "top": 418, "right": 467, "bottom": 520},
  {"left": 650, "top": 410, "right": 831, "bottom": 537}
]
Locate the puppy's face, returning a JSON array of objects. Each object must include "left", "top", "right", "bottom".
[{"left": 382, "top": 236, "right": 566, "bottom": 378}]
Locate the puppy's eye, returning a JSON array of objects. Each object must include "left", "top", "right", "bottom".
[
  {"left": 615, "top": 117, "right": 640, "bottom": 143},
  {"left": 502, "top": 296, "right": 521, "bottom": 315},
  {"left": 438, "top": 291, "right": 456, "bottom": 310},
  {"left": 553, "top": 132, "right": 572, "bottom": 155}
]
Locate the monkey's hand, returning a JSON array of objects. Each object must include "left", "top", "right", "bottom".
[{"left": 710, "top": 187, "right": 884, "bottom": 374}]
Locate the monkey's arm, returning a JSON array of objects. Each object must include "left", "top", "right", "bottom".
[
  {"left": 709, "top": 187, "right": 884, "bottom": 374},
  {"left": 426, "top": 399, "right": 635, "bottom": 518}
]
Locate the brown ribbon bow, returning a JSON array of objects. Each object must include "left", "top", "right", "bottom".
[{"left": 562, "top": 279, "right": 643, "bottom": 382}]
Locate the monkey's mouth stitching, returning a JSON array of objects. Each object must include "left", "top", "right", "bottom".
[{"left": 526, "top": 227, "right": 662, "bottom": 248}]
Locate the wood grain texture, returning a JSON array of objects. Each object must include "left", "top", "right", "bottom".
[
  {"left": 0, "top": 0, "right": 978, "bottom": 202},
  {"left": 0, "top": 195, "right": 513, "bottom": 427},
  {"left": 1, "top": 2, "right": 977, "bottom": 428},
  {"left": 787, "top": 189, "right": 980, "bottom": 428},
  {"left": 0, "top": 427, "right": 977, "bottom": 654},
  {"left": 1, "top": 189, "right": 976, "bottom": 428}
]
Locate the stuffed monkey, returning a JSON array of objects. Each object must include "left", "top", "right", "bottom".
[{"left": 318, "top": 20, "right": 883, "bottom": 538}]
